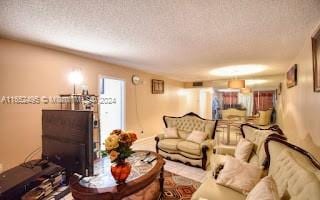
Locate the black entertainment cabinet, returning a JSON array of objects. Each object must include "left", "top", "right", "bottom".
[{"left": 0, "top": 161, "right": 64, "bottom": 200}]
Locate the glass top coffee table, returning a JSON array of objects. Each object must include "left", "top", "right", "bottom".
[{"left": 70, "top": 151, "right": 165, "bottom": 200}]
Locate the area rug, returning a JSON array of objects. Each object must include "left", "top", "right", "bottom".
[{"left": 160, "top": 170, "right": 201, "bottom": 200}]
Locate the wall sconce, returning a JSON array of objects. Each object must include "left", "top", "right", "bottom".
[{"left": 68, "top": 69, "right": 84, "bottom": 94}]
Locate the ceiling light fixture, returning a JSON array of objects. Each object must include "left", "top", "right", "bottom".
[
  {"left": 228, "top": 79, "right": 245, "bottom": 89},
  {"left": 209, "top": 64, "right": 267, "bottom": 77},
  {"left": 240, "top": 87, "right": 252, "bottom": 94}
]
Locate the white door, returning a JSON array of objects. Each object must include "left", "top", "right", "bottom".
[{"left": 99, "top": 77, "right": 125, "bottom": 147}]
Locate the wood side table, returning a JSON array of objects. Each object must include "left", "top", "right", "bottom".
[{"left": 70, "top": 151, "right": 165, "bottom": 200}]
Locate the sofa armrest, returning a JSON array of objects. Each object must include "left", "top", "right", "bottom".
[
  {"left": 155, "top": 133, "right": 165, "bottom": 141},
  {"left": 214, "top": 145, "right": 236, "bottom": 156},
  {"left": 200, "top": 139, "right": 215, "bottom": 150},
  {"left": 155, "top": 134, "right": 165, "bottom": 154}
]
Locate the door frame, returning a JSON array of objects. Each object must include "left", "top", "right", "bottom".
[{"left": 98, "top": 74, "right": 126, "bottom": 135}]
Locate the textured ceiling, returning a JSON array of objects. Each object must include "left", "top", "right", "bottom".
[{"left": 0, "top": 0, "right": 320, "bottom": 81}]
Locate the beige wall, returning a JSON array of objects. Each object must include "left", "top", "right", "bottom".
[
  {"left": 0, "top": 39, "right": 189, "bottom": 170},
  {"left": 277, "top": 23, "right": 320, "bottom": 160}
]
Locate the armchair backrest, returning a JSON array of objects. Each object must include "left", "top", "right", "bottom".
[
  {"left": 163, "top": 112, "right": 217, "bottom": 140},
  {"left": 265, "top": 137, "right": 320, "bottom": 200},
  {"left": 255, "top": 109, "right": 273, "bottom": 125},
  {"left": 240, "top": 123, "right": 285, "bottom": 167}
]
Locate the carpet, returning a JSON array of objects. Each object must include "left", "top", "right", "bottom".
[{"left": 160, "top": 171, "right": 201, "bottom": 200}]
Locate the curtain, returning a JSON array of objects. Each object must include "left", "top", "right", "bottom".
[
  {"left": 222, "top": 92, "right": 238, "bottom": 109},
  {"left": 238, "top": 93, "right": 254, "bottom": 116},
  {"left": 253, "top": 91, "right": 275, "bottom": 114}
]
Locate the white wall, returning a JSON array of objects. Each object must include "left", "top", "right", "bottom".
[{"left": 277, "top": 22, "right": 320, "bottom": 159}]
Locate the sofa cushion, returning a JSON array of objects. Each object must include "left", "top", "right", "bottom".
[
  {"left": 235, "top": 138, "right": 254, "bottom": 162},
  {"left": 246, "top": 175, "right": 280, "bottom": 200},
  {"left": 191, "top": 177, "right": 246, "bottom": 200},
  {"left": 216, "top": 156, "right": 262, "bottom": 194},
  {"left": 158, "top": 139, "right": 183, "bottom": 151},
  {"left": 187, "top": 130, "right": 208, "bottom": 144},
  {"left": 177, "top": 141, "right": 201, "bottom": 156},
  {"left": 163, "top": 127, "right": 179, "bottom": 138}
]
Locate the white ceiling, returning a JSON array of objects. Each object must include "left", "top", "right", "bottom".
[{"left": 0, "top": 0, "right": 320, "bottom": 81}]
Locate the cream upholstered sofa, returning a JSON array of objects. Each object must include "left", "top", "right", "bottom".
[
  {"left": 155, "top": 112, "right": 218, "bottom": 170},
  {"left": 192, "top": 130, "right": 320, "bottom": 200},
  {"left": 221, "top": 108, "right": 247, "bottom": 122}
]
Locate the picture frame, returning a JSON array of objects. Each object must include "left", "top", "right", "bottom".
[
  {"left": 151, "top": 79, "right": 164, "bottom": 94},
  {"left": 312, "top": 26, "right": 320, "bottom": 92},
  {"left": 286, "top": 64, "right": 298, "bottom": 88}
]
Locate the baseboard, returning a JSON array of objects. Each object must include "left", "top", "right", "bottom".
[{"left": 135, "top": 136, "right": 155, "bottom": 143}]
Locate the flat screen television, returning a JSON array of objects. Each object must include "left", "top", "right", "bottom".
[{"left": 42, "top": 110, "right": 94, "bottom": 177}]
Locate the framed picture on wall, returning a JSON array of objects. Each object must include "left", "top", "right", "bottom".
[
  {"left": 312, "top": 26, "right": 320, "bottom": 92},
  {"left": 287, "top": 64, "right": 298, "bottom": 88},
  {"left": 151, "top": 79, "right": 164, "bottom": 94}
]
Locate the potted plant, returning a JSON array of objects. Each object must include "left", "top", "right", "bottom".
[{"left": 103, "top": 129, "right": 137, "bottom": 184}]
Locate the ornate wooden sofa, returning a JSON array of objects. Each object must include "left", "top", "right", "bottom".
[
  {"left": 155, "top": 112, "right": 218, "bottom": 170},
  {"left": 191, "top": 136, "right": 320, "bottom": 200}
]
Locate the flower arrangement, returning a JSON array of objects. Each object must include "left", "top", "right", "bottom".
[{"left": 103, "top": 129, "right": 138, "bottom": 164}]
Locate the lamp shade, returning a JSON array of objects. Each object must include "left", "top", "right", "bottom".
[
  {"left": 240, "top": 87, "right": 252, "bottom": 94},
  {"left": 228, "top": 79, "right": 245, "bottom": 89}
]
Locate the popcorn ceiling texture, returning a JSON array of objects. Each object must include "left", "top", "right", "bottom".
[{"left": 0, "top": 0, "right": 320, "bottom": 81}]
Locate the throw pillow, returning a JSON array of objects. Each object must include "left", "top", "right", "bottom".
[
  {"left": 163, "top": 127, "right": 178, "bottom": 138},
  {"left": 186, "top": 130, "right": 208, "bottom": 143},
  {"left": 246, "top": 175, "right": 280, "bottom": 200},
  {"left": 216, "top": 156, "right": 262, "bottom": 194},
  {"left": 235, "top": 138, "right": 254, "bottom": 162}
]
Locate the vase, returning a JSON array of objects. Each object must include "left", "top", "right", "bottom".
[{"left": 111, "top": 161, "right": 131, "bottom": 184}]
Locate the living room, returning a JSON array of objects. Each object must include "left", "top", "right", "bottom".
[{"left": 1, "top": 1, "right": 320, "bottom": 200}]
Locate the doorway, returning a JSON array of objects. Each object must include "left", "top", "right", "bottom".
[{"left": 99, "top": 76, "right": 125, "bottom": 147}]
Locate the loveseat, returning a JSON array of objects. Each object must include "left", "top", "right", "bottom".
[
  {"left": 155, "top": 112, "right": 218, "bottom": 170},
  {"left": 192, "top": 131, "right": 320, "bottom": 200}
]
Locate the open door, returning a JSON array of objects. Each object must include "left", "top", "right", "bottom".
[{"left": 99, "top": 77, "right": 125, "bottom": 147}]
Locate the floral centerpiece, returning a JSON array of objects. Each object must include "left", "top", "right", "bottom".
[{"left": 103, "top": 129, "right": 137, "bottom": 183}]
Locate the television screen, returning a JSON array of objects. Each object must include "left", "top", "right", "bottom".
[{"left": 42, "top": 110, "right": 94, "bottom": 177}]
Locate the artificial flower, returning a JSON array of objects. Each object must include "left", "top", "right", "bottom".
[
  {"left": 119, "top": 132, "right": 131, "bottom": 143},
  {"left": 109, "top": 150, "right": 120, "bottom": 161},
  {"left": 105, "top": 134, "right": 119, "bottom": 150}
]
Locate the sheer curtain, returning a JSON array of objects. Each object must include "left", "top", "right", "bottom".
[{"left": 238, "top": 93, "right": 254, "bottom": 116}]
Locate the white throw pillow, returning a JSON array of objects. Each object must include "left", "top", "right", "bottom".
[
  {"left": 186, "top": 130, "right": 208, "bottom": 143},
  {"left": 216, "top": 156, "right": 262, "bottom": 194},
  {"left": 163, "top": 127, "right": 179, "bottom": 138},
  {"left": 235, "top": 138, "right": 254, "bottom": 162},
  {"left": 246, "top": 175, "right": 280, "bottom": 200}
]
